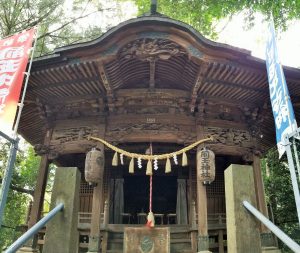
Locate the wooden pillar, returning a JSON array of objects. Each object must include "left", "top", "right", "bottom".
[
  {"left": 23, "top": 129, "right": 52, "bottom": 251},
  {"left": 28, "top": 155, "right": 49, "bottom": 229},
  {"left": 196, "top": 126, "right": 211, "bottom": 252},
  {"left": 196, "top": 147, "right": 210, "bottom": 252},
  {"left": 253, "top": 154, "right": 269, "bottom": 223},
  {"left": 218, "top": 229, "right": 224, "bottom": 253},
  {"left": 88, "top": 143, "right": 104, "bottom": 253}
]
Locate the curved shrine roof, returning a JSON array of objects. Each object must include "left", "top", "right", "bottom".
[{"left": 19, "top": 14, "right": 300, "bottom": 153}]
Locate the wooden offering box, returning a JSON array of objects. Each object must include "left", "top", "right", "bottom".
[{"left": 124, "top": 227, "right": 170, "bottom": 253}]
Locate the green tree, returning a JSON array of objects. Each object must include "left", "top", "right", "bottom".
[
  {"left": 262, "top": 147, "right": 300, "bottom": 252},
  {"left": 134, "top": 0, "right": 300, "bottom": 38},
  {"left": 0, "top": 141, "right": 40, "bottom": 250},
  {"left": 0, "top": 0, "right": 113, "bottom": 56}
]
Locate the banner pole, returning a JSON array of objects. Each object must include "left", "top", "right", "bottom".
[
  {"left": 271, "top": 19, "right": 300, "bottom": 183},
  {"left": 292, "top": 139, "right": 300, "bottom": 183},
  {"left": 0, "top": 137, "right": 19, "bottom": 227},
  {"left": 285, "top": 137, "right": 300, "bottom": 227},
  {"left": 13, "top": 26, "right": 39, "bottom": 136},
  {"left": 0, "top": 130, "right": 14, "bottom": 143},
  {"left": 266, "top": 19, "right": 300, "bottom": 225},
  {"left": 0, "top": 27, "right": 38, "bottom": 227}
]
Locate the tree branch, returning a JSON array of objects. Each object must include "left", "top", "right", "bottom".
[
  {"left": 37, "top": 8, "right": 111, "bottom": 40},
  {"left": 0, "top": 178, "right": 34, "bottom": 196},
  {"left": 10, "top": 185, "right": 34, "bottom": 196}
]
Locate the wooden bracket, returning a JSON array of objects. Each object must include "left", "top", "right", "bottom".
[
  {"left": 190, "top": 62, "right": 209, "bottom": 113},
  {"left": 98, "top": 62, "right": 115, "bottom": 112}
]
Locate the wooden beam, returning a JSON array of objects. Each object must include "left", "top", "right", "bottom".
[
  {"left": 98, "top": 62, "right": 115, "bottom": 112},
  {"left": 190, "top": 63, "right": 209, "bottom": 112}
]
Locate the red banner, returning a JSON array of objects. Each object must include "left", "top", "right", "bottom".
[{"left": 0, "top": 28, "right": 36, "bottom": 136}]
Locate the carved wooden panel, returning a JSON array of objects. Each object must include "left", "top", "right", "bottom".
[
  {"left": 105, "top": 122, "right": 196, "bottom": 144},
  {"left": 114, "top": 89, "right": 190, "bottom": 115},
  {"left": 44, "top": 98, "right": 105, "bottom": 120},
  {"left": 205, "top": 127, "right": 253, "bottom": 148},
  {"left": 197, "top": 100, "right": 246, "bottom": 123},
  {"left": 50, "top": 120, "right": 105, "bottom": 154},
  {"left": 118, "top": 38, "right": 186, "bottom": 62}
]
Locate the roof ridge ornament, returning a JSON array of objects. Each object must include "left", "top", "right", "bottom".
[{"left": 151, "top": 0, "right": 157, "bottom": 14}]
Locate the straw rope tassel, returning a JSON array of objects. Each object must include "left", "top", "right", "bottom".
[
  {"left": 182, "top": 152, "right": 188, "bottom": 166},
  {"left": 146, "top": 159, "right": 153, "bottom": 175},
  {"left": 112, "top": 151, "right": 118, "bottom": 166},
  {"left": 165, "top": 157, "right": 171, "bottom": 173},
  {"left": 129, "top": 158, "right": 134, "bottom": 174},
  {"left": 146, "top": 211, "right": 155, "bottom": 228}
]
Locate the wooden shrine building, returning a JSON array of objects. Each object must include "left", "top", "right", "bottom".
[{"left": 19, "top": 12, "right": 300, "bottom": 253}]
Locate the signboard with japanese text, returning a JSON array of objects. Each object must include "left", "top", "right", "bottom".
[
  {"left": 265, "top": 22, "right": 297, "bottom": 158},
  {"left": 0, "top": 28, "right": 35, "bottom": 136}
]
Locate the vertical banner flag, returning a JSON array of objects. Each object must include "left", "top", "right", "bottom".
[
  {"left": 0, "top": 28, "right": 36, "bottom": 136},
  {"left": 265, "top": 22, "right": 297, "bottom": 158}
]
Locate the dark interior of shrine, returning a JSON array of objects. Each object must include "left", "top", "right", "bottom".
[
  {"left": 58, "top": 142, "right": 245, "bottom": 225},
  {"left": 123, "top": 174, "right": 178, "bottom": 224}
]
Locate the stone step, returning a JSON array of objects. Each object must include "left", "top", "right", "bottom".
[{"left": 262, "top": 247, "right": 282, "bottom": 253}]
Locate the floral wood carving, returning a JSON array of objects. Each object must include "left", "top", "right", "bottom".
[{"left": 118, "top": 38, "right": 186, "bottom": 62}]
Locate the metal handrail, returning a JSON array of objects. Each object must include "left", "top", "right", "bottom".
[
  {"left": 243, "top": 200, "right": 300, "bottom": 253},
  {"left": 5, "top": 203, "right": 64, "bottom": 253}
]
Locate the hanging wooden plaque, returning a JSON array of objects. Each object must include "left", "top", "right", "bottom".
[{"left": 124, "top": 227, "right": 170, "bottom": 253}]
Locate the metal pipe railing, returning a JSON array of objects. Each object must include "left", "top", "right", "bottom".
[
  {"left": 5, "top": 203, "right": 64, "bottom": 253},
  {"left": 243, "top": 200, "right": 300, "bottom": 253}
]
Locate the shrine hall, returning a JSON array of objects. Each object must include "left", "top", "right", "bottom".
[{"left": 18, "top": 8, "right": 300, "bottom": 253}]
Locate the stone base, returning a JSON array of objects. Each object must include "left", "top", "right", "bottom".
[
  {"left": 87, "top": 235, "right": 101, "bottom": 252},
  {"left": 16, "top": 247, "right": 39, "bottom": 253},
  {"left": 261, "top": 232, "right": 275, "bottom": 247},
  {"left": 197, "top": 236, "right": 210, "bottom": 251},
  {"left": 262, "top": 247, "right": 281, "bottom": 253}
]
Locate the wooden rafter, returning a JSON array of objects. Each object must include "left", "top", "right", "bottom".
[
  {"left": 205, "top": 77, "right": 267, "bottom": 94},
  {"left": 29, "top": 76, "right": 100, "bottom": 92},
  {"left": 190, "top": 63, "right": 209, "bottom": 112}
]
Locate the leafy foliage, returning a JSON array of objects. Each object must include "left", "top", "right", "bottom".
[
  {"left": 0, "top": 0, "right": 115, "bottom": 56},
  {"left": 134, "top": 0, "right": 300, "bottom": 38},
  {"left": 262, "top": 147, "right": 300, "bottom": 252},
  {"left": 0, "top": 141, "right": 40, "bottom": 250}
]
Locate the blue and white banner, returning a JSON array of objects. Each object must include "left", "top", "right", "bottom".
[{"left": 265, "top": 22, "right": 297, "bottom": 158}]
